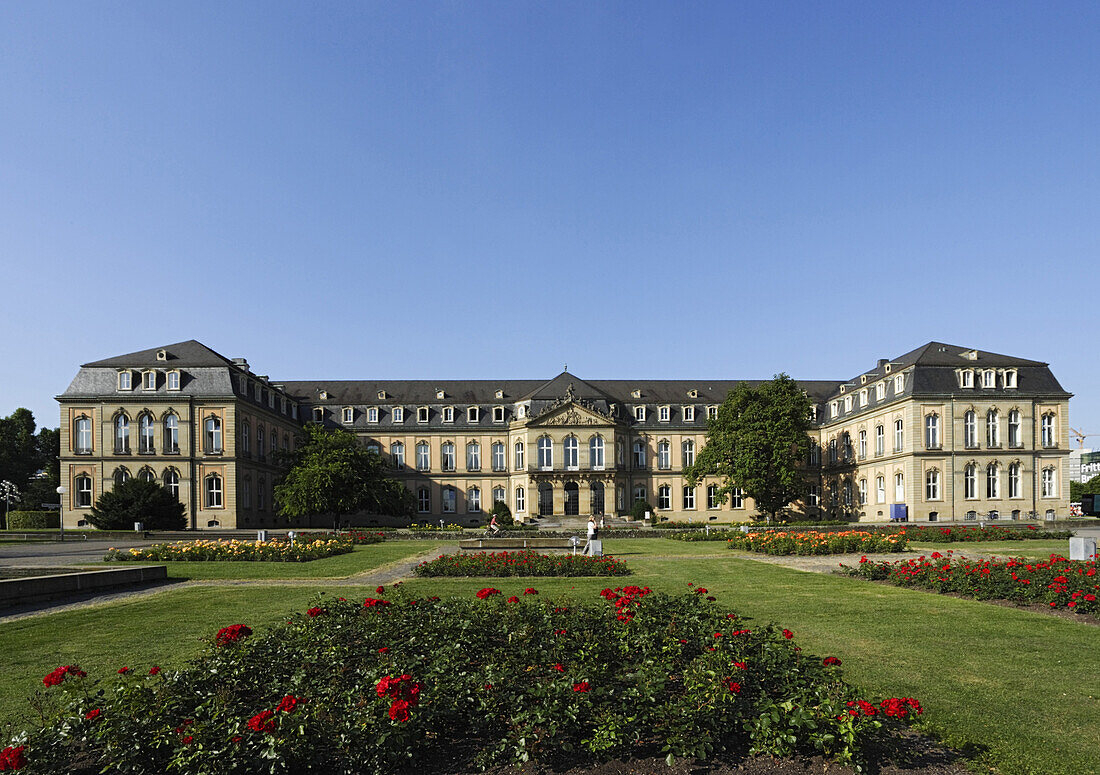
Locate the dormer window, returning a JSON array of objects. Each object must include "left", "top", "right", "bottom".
[
  {"left": 860, "top": 375, "right": 867, "bottom": 385},
  {"left": 142, "top": 371, "right": 157, "bottom": 390},
  {"left": 687, "top": 389, "right": 698, "bottom": 399},
  {"left": 366, "top": 407, "right": 378, "bottom": 423},
  {"left": 858, "top": 389, "right": 867, "bottom": 407},
  {"left": 343, "top": 407, "right": 355, "bottom": 424},
  {"left": 118, "top": 371, "right": 133, "bottom": 390},
  {"left": 254, "top": 383, "right": 262, "bottom": 401},
  {"left": 156, "top": 349, "right": 167, "bottom": 361},
  {"left": 830, "top": 401, "right": 838, "bottom": 418},
  {"left": 659, "top": 406, "right": 670, "bottom": 422},
  {"left": 843, "top": 396, "right": 852, "bottom": 412},
  {"left": 467, "top": 406, "right": 480, "bottom": 423},
  {"left": 268, "top": 391, "right": 275, "bottom": 409},
  {"left": 876, "top": 382, "right": 885, "bottom": 400},
  {"left": 884, "top": 364, "right": 892, "bottom": 373},
  {"left": 683, "top": 406, "right": 695, "bottom": 422},
  {"left": 634, "top": 406, "right": 646, "bottom": 422},
  {"left": 312, "top": 407, "right": 324, "bottom": 423},
  {"left": 290, "top": 405, "right": 298, "bottom": 420},
  {"left": 417, "top": 406, "right": 429, "bottom": 423},
  {"left": 392, "top": 407, "right": 404, "bottom": 423},
  {"left": 436, "top": 390, "right": 445, "bottom": 400},
  {"left": 517, "top": 405, "right": 527, "bottom": 419},
  {"left": 631, "top": 389, "right": 642, "bottom": 399},
  {"left": 495, "top": 389, "right": 504, "bottom": 399},
  {"left": 809, "top": 405, "right": 818, "bottom": 422},
  {"left": 981, "top": 370, "right": 996, "bottom": 388},
  {"left": 707, "top": 406, "right": 718, "bottom": 421},
  {"left": 167, "top": 371, "right": 180, "bottom": 391},
  {"left": 1003, "top": 369, "right": 1017, "bottom": 389},
  {"left": 442, "top": 406, "right": 454, "bottom": 423},
  {"left": 963, "top": 350, "right": 978, "bottom": 360},
  {"left": 493, "top": 406, "right": 505, "bottom": 423},
  {"left": 377, "top": 390, "right": 387, "bottom": 400},
  {"left": 894, "top": 374, "right": 904, "bottom": 394},
  {"left": 839, "top": 385, "right": 845, "bottom": 394},
  {"left": 319, "top": 390, "right": 329, "bottom": 400},
  {"left": 959, "top": 370, "right": 974, "bottom": 388}
]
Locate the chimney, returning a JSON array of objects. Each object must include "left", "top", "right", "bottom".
[
  {"left": 877, "top": 359, "right": 888, "bottom": 369},
  {"left": 232, "top": 358, "right": 250, "bottom": 372}
]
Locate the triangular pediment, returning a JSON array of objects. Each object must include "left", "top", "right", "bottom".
[{"left": 527, "top": 401, "right": 616, "bottom": 428}]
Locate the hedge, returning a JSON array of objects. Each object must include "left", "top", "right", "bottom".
[{"left": 5, "top": 510, "right": 60, "bottom": 529}]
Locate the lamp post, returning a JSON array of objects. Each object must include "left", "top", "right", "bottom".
[
  {"left": 56, "top": 485, "right": 67, "bottom": 541},
  {"left": 0, "top": 480, "right": 17, "bottom": 531}
]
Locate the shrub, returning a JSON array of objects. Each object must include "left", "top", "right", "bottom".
[
  {"left": 103, "top": 537, "right": 354, "bottom": 563},
  {"left": 840, "top": 552, "right": 1099, "bottom": 613},
  {"left": 629, "top": 500, "right": 653, "bottom": 521},
  {"left": 896, "top": 525, "right": 1073, "bottom": 543},
  {"left": 725, "top": 530, "right": 909, "bottom": 556},
  {"left": 414, "top": 550, "right": 631, "bottom": 577},
  {"left": 87, "top": 479, "right": 186, "bottom": 531},
  {"left": 5, "top": 510, "right": 59, "bottom": 529},
  {"left": 489, "top": 501, "right": 514, "bottom": 525},
  {"left": 6, "top": 589, "right": 920, "bottom": 773}
]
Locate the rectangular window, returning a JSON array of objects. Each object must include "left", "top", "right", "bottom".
[
  {"left": 365, "top": 407, "right": 377, "bottom": 423},
  {"left": 859, "top": 389, "right": 867, "bottom": 407},
  {"left": 77, "top": 476, "right": 93, "bottom": 507},
  {"left": 393, "top": 407, "right": 404, "bottom": 423},
  {"left": 659, "top": 406, "right": 670, "bottom": 422},
  {"left": 831, "top": 402, "right": 839, "bottom": 418},
  {"left": 164, "top": 371, "right": 179, "bottom": 391},
  {"left": 416, "top": 444, "right": 430, "bottom": 471},
  {"left": 118, "top": 371, "right": 132, "bottom": 390},
  {"left": 682, "top": 487, "right": 695, "bottom": 510},
  {"left": 657, "top": 487, "right": 671, "bottom": 510},
  {"left": 142, "top": 371, "right": 156, "bottom": 390},
  {"left": 634, "top": 406, "right": 646, "bottom": 422},
  {"left": 683, "top": 406, "right": 695, "bottom": 422},
  {"left": 492, "top": 443, "right": 505, "bottom": 471},
  {"left": 894, "top": 374, "right": 904, "bottom": 394},
  {"left": 516, "top": 487, "right": 525, "bottom": 512},
  {"left": 707, "top": 406, "right": 718, "bottom": 421},
  {"left": 493, "top": 406, "right": 505, "bottom": 423},
  {"left": 961, "top": 370, "right": 974, "bottom": 388},
  {"left": 417, "top": 407, "right": 429, "bottom": 423},
  {"left": 876, "top": 476, "right": 885, "bottom": 503},
  {"left": 730, "top": 488, "right": 744, "bottom": 509},
  {"left": 344, "top": 407, "right": 356, "bottom": 424},
  {"left": 876, "top": 382, "right": 885, "bottom": 401},
  {"left": 467, "top": 406, "right": 479, "bottom": 423},
  {"left": 442, "top": 407, "right": 454, "bottom": 423},
  {"left": 843, "top": 396, "right": 852, "bottom": 412},
  {"left": 291, "top": 405, "right": 298, "bottom": 420},
  {"left": 982, "top": 370, "right": 995, "bottom": 388},
  {"left": 1004, "top": 370, "right": 1017, "bottom": 388},
  {"left": 418, "top": 488, "right": 430, "bottom": 513},
  {"left": 442, "top": 488, "right": 456, "bottom": 513},
  {"left": 808, "top": 485, "right": 818, "bottom": 507},
  {"left": 707, "top": 485, "right": 719, "bottom": 509},
  {"left": 466, "top": 444, "right": 480, "bottom": 471}
]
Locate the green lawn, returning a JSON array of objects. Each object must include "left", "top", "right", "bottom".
[
  {"left": 908, "top": 539, "right": 1074, "bottom": 561},
  {"left": 110, "top": 541, "right": 445, "bottom": 580},
  {"left": 2, "top": 538, "right": 1097, "bottom": 775}
]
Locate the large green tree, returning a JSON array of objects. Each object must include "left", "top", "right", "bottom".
[
  {"left": 685, "top": 374, "right": 813, "bottom": 520},
  {"left": 0, "top": 410, "right": 61, "bottom": 509},
  {"left": 1070, "top": 474, "right": 1100, "bottom": 503},
  {"left": 275, "top": 425, "right": 414, "bottom": 529},
  {"left": 88, "top": 478, "right": 187, "bottom": 530}
]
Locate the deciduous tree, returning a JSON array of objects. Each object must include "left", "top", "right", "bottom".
[{"left": 685, "top": 374, "right": 812, "bottom": 520}]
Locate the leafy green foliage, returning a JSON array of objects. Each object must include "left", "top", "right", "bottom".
[
  {"left": 489, "top": 500, "right": 513, "bottom": 524},
  {"left": 629, "top": 499, "right": 652, "bottom": 520},
  {"left": 0, "top": 410, "right": 59, "bottom": 510},
  {"left": 8, "top": 589, "right": 915, "bottom": 772},
  {"left": 275, "top": 426, "right": 414, "bottom": 525},
  {"left": 413, "top": 550, "right": 631, "bottom": 577},
  {"left": 104, "top": 535, "right": 366, "bottom": 563},
  {"left": 87, "top": 478, "right": 186, "bottom": 530},
  {"left": 1070, "top": 474, "right": 1100, "bottom": 502},
  {"left": 4, "top": 510, "right": 59, "bottom": 529},
  {"left": 685, "top": 375, "right": 812, "bottom": 519}
]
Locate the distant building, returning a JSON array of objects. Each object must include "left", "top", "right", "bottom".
[
  {"left": 57, "top": 340, "right": 1072, "bottom": 529},
  {"left": 1069, "top": 449, "right": 1100, "bottom": 483}
]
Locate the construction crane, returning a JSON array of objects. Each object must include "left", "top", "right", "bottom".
[{"left": 1070, "top": 428, "right": 1099, "bottom": 448}]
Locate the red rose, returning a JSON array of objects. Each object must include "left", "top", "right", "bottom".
[
  {"left": 306, "top": 607, "right": 324, "bottom": 617},
  {"left": 725, "top": 680, "right": 742, "bottom": 694},
  {"left": 275, "top": 695, "right": 306, "bottom": 713},
  {"left": 376, "top": 586, "right": 385, "bottom": 594},
  {"left": 572, "top": 682, "right": 590, "bottom": 692},
  {"left": 247, "top": 710, "right": 277, "bottom": 733},
  {"left": 506, "top": 596, "right": 520, "bottom": 603},
  {"left": 0, "top": 745, "right": 27, "bottom": 770},
  {"left": 214, "top": 624, "right": 252, "bottom": 646},
  {"left": 782, "top": 629, "right": 794, "bottom": 640},
  {"left": 149, "top": 666, "right": 161, "bottom": 676},
  {"left": 476, "top": 588, "right": 501, "bottom": 599},
  {"left": 523, "top": 588, "right": 538, "bottom": 595},
  {"left": 117, "top": 667, "right": 131, "bottom": 675},
  {"left": 552, "top": 663, "right": 565, "bottom": 672},
  {"left": 378, "top": 647, "right": 390, "bottom": 654},
  {"left": 181, "top": 735, "right": 194, "bottom": 745},
  {"left": 389, "top": 699, "right": 411, "bottom": 722},
  {"left": 42, "top": 665, "right": 86, "bottom": 687},
  {"left": 823, "top": 656, "right": 842, "bottom": 666},
  {"left": 84, "top": 708, "right": 102, "bottom": 720}
]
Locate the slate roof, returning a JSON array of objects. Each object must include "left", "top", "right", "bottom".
[{"left": 81, "top": 340, "right": 239, "bottom": 369}]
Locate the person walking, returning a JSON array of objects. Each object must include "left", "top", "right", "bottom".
[{"left": 585, "top": 516, "right": 597, "bottom": 555}]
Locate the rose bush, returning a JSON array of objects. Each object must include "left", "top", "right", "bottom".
[
  {"left": 414, "top": 550, "right": 632, "bottom": 577},
  {"left": 895, "top": 525, "right": 1073, "bottom": 543},
  {"left": 840, "top": 552, "right": 1099, "bottom": 613},
  {"left": 3, "top": 587, "right": 922, "bottom": 773},
  {"left": 723, "top": 530, "right": 908, "bottom": 556},
  {"left": 103, "top": 536, "right": 358, "bottom": 563}
]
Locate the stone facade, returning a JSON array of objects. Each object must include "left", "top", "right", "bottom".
[{"left": 57, "top": 340, "right": 1072, "bottom": 529}]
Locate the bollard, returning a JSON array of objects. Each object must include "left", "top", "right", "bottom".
[
  {"left": 134, "top": 522, "right": 143, "bottom": 532},
  {"left": 1069, "top": 537, "right": 1097, "bottom": 562},
  {"left": 288, "top": 530, "right": 296, "bottom": 548}
]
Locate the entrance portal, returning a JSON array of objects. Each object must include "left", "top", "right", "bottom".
[
  {"left": 564, "top": 482, "right": 579, "bottom": 516},
  {"left": 538, "top": 483, "right": 554, "bottom": 516}
]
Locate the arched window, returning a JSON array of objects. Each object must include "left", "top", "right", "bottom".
[
  {"left": 391, "top": 442, "right": 405, "bottom": 468},
  {"left": 467, "top": 487, "right": 481, "bottom": 513},
  {"left": 894, "top": 472, "right": 904, "bottom": 502},
  {"left": 1008, "top": 462, "right": 1021, "bottom": 498},
  {"left": 657, "top": 441, "right": 671, "bottom": 470},
  {"left": 416, "top": 442, "right": 430, "bottom": 471},
  {"left": 205, "top": 416, "right": 223, "bottom": 454},
  {"left": 925, "top": 469, "right": 940, "bottom": 500},
  {"left": 115, "top": 414, "right": 130, "bottom": 453},
  {"left": 632, "top": 440, "right": 646, "bottom": 468},
  {"left": 242, "top": 476, "right": 252, "bottom": 509},
  {"left": 492, "top": 442, "right": 505, "bottom": 471},
  {"left": 1041, "top": 414, "right": 1055, "bottom": 448},
  {"left": 1009, "top": 409, "right": 1022, "bottom": 447},
  {"left": 163, "top": 469, "right": 179, "bottom": 500},
  {"left": 563, "top": 482, "right": 580, "bottom": 515},
  {"left": 842, "top": 432, "right": 852, "bottom": 460},
  {"left": 417, "top": 488, "right": 430, "bottom": 513},
  {"left": 139, "top": 467, "right": 155, "bottom": 483},
  {"left": 114, "top": 467, "right": 130, "bottom": 486},
  {"left": 893, "top": 419, "right": 904, "bottom": 452},
  {"left": 858, "top": 477, "right": 867, "bottom": 505},
  {"left": 875, "top": 425, "right": 884, "bottom": 456},
  {"left": 987, "top": 410, "right": 1000, "bottom": 447},
  {"left": 138, "top": 414, "right": 155, "bottom": 454},
  {"left": 964, "top": 411, "right": 977, "bottom": 448},
  {"left": 516, "top": 486, "right": 525, "bottom": 512},
  {"left": 707, "top": 484, "right": 719, "bottom": 509},
  {"left": 241, "top": 421, "right": 251, "bottom": 456},
  {"left": 283, "top": 433, "right": 289, "bottom": 451},
  {"left": 367, "top": 441, "right": 381, "bottom": 456},
  {"left": 205, "top": 474, "right": 223, "bottom": 508},
  {"left": 876, "top": 475, "right": 885, "bottom": 503},
  {"left": 75, "top": 474, "right": 93, "bottom": 507},
  {"left": 808, "top": 442, "right": 820, "bottom": 466},
  {"left": 257, "top": 476, "right": 266, "bottom": 510},
  {"left": 442, "top": 486, "right": 456, "bottom": 513},
  {"left": 843, "top": 479, "right": 853, "bottom": 507},
  {"left": 589, "top": 436, "right": 605, "bottom": 470},
  {"left": 925, "top": 414, "right": 939, "bottom": 449},
  {"left": 564, "top": 436, "right": 579, "bottom": 470},
  {"left": 492, "top": 486, "right": 505, "bottom": 505},
  {"left": 964, "top": 464, "right": 977, "bottom": 499},
  {"left": 514, "top": 441, "right": 525, "bottom": 471},
  {"left": 986, "top": 463, "right": 999, "bottom": 498},
  {"left": 1042, "top": 467, "right": 1057, "bottom": 498},
  {"left": 657, "top": 485, "right": 671, "bottom": 510},
  {"left": 257, "top": 426, "right": 266, "bottom": 461},
  {"left": 74, "top": 416, "right": 92, "bottom": 454},
  {"left": 858, "top": 430, "right": 867, "bottom": 459},
  {"left": 271, "top": 429, "right": 278, "bottom": 456},
  {"left": 164, "top": 413, "right": 179, "bottom": 454},
  {"left": 466, "top": 441, "right": 481, "bottom": 471},
  {"left": 682, "top": 439, "right": 695, "bottom": 467},
  {"left": 537, "top": 437, "right": 553, "bottom": 470},
  {"left": 441, "top": 442, "right": 456, "bottom": 472}
]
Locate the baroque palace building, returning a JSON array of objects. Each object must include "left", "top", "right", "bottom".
[{"left": 57, "top": 340, "right": 1072, "bottom": 530}]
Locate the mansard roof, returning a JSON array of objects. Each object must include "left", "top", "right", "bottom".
[{"left": 81, "top": 340, "right": 238, "bottom": 369}]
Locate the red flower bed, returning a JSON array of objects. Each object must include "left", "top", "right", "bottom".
[{"left": 415, "top": 550, "right": 631, "bottom": 577}]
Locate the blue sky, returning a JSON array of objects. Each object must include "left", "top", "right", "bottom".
[{"left": 1, "top": 2, "right": 1097, "bottom": 440}]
